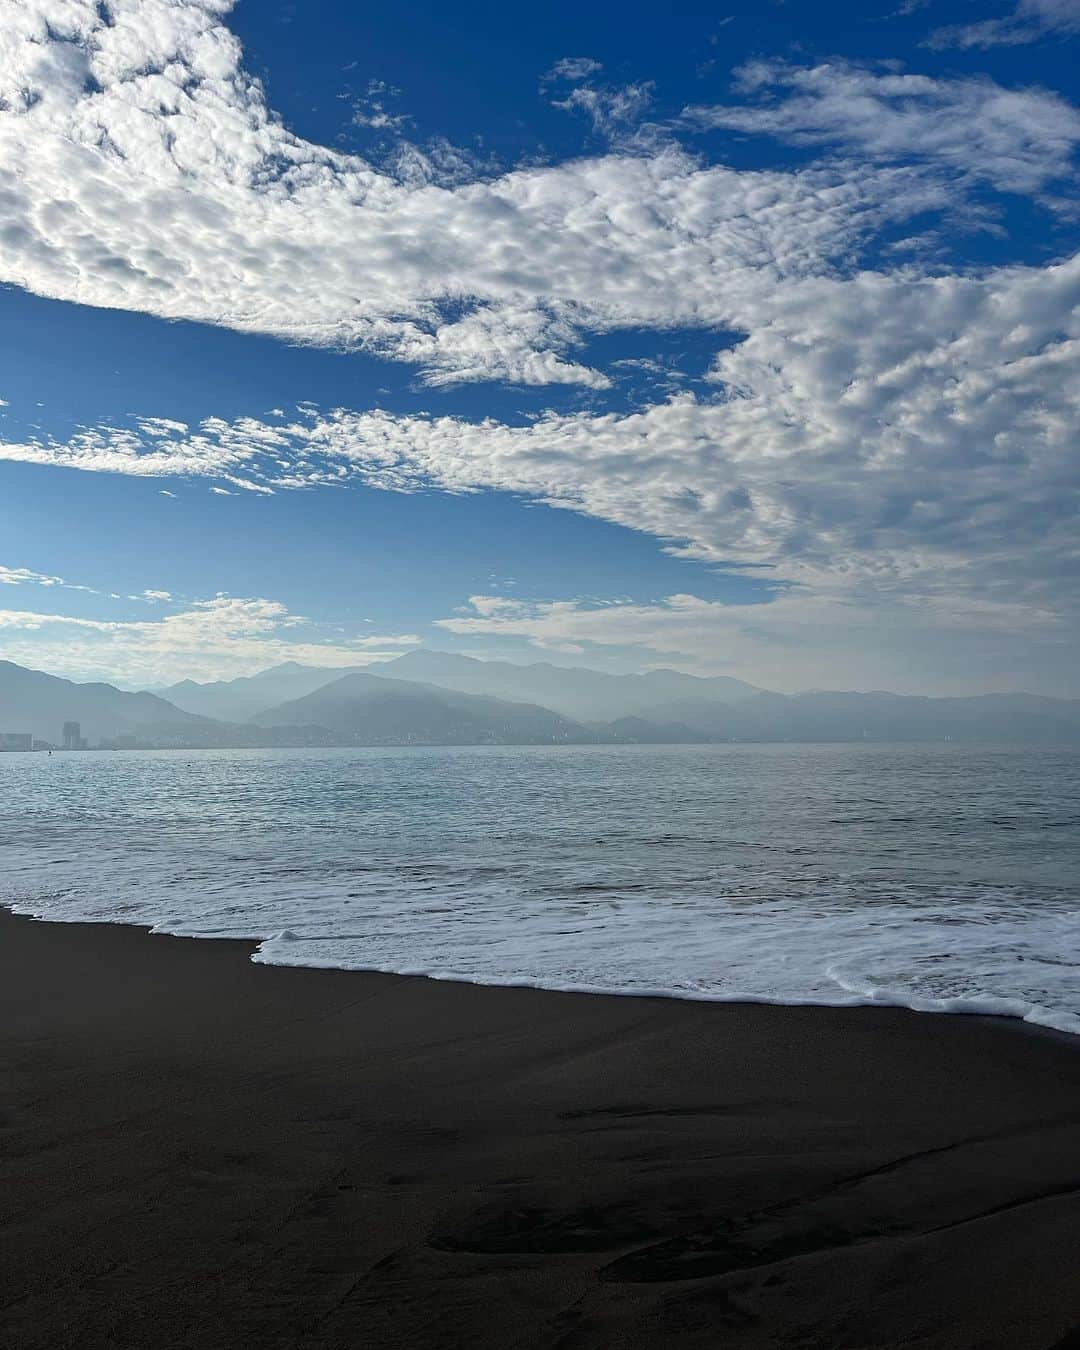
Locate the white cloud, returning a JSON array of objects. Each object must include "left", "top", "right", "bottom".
[
  {"left": 551, "top": 81, "right": 656, "bottom": 142},
  {"left": 0, "top": 1, "right": 969, "bottom": 389},
  {"left": 2, "top": 245, "right": 1077, "bottom": 639},
  {"left": 352, "top": 105, "right": 411, "bottom": 131},
  {"left": 685, "top": 61, "right": 1080, "bottom": 196},
  {"left": 350, "top": 77, "right": 412, "bottom": 132},
  {"left": 0, "top": 563, "right": 98, "bottom": 593},
  {"left": 0, "top": 565, "right": 65, "bottom": 587},
  {"left": 543, "top": 57, "right": 603, "bottom": 82},
  {"left": 0, "top": 2, "right": 1077, "bottom": 690},
  {"left": 435, "top": 591, "right": 1071, "bottom": 694},
  {"left": 927, "top": 0, "right": 1080, "bottom": 48},
  {"left": 137, "top": 417, "right": 189, "bottom": 437},
  {"left": 0, "top": 594, "right": 421, "bottom": 683}
]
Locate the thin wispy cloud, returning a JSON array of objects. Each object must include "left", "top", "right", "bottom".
[
  {"left": 685, "top": 61, "right": 1080, "bottom": 196},
  {"left": 927, "top": 0, "right": 1080, "bottom": 48},
  {"left": 542, "top": 56, "right": 603, "bottom": 83},
  {"left": 550, "top": 80, "right": 657, "bottom": 142},
  {"left": 0, "top": 564, "right": 98, "bottom": 594}
]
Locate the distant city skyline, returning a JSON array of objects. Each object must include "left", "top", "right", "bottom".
[{"left": 1, "top": 1, "right": 1078, "bottom": 696}]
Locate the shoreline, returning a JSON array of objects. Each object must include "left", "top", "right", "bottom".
[
  {"left": 2, "top": 907, "right": 1079, "bottom": 1348},
  {"left": 7, "top": 901, "right": 1079, "bottom": 1043}
]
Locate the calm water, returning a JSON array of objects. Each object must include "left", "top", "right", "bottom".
[{"left": 3, "top": 744, "right": 1079, "bottom": 1034}]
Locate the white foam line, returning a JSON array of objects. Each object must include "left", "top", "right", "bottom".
[
  {"left": 6, "top": 902, "right": 1079, "bottom": 1040},
  {"left": 250, "top": 935, "right": 1080, "bottom": 1037}
]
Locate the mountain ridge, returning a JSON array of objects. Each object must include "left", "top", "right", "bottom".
[
  {"left": 250, "top": 671, "right": 598, "bottom": 744},
  {"left": 157, "top": 661, "right": 369, "bottom": 722},
  {"left": 378, "top": 649, "right": 764, "bottom": 722},
  {"left": 0, "top": 660, "right": 220, "bottom": 746},
  {"left": 2, "top": 655, "right": 1079, "bottom": 748}
]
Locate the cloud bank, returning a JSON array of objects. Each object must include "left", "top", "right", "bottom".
[
  {"left": 0, "top": 593, "right": 420, "bottom": 685},
  {"left": 0, "top": 2, "right": 1077, "bottom": 689},
  {"left": 3, "top": 246, "right": 1078, "bottom": 622},
  {"left": 0, "top": 1, "right": 1032, "bottom": 389}
]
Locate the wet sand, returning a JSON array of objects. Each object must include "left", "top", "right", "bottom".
[{"left": 1, "top": 907, "right": 1078, "bottom": 1349}]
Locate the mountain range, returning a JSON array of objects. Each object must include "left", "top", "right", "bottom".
[
  {"left": 152, "top": 662, "right": 370, "bottom": 723},
  {"left": 2, "top": 654, "right": 1080, "bottom": 749},
  {"left": 156, "top": 651, "right": 764, "bottom": 724},
  {"left": 250, "top": 671, "right": 590, "bottom": 745},
  {"left": 0, "top": 659, "right": 218, "bottom": 747}
]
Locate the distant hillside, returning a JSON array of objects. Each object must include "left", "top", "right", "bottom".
[
  {"left": 4, "top": 656, "right": 1079, "bottom": 749},
  {"left": 381, "top": 649, "right": 763, "bottom": 722},
  {"left": 160, "top": 661, "right": 365, "bottom": 722},
  {"left": 599, "top": 716, "right": 711, "bottom": 744},
  {"left": 0, "top": 661, "right": 220, "bottom": 746},
  {"left": 634, "top": 689, "right": 1080, "bottom": 743},
  {"left": 729, "top": 691, "right": 1080, "bottom": 744},
  {"left": 251, "top": 671, "right": 593, "bottom": 744}
]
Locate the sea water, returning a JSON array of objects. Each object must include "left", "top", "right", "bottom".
[{"left": 3, "top": 743, "right": 1078, "bottom": 1034}]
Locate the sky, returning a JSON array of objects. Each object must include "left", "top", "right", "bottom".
[{"left": 0, "top": 0, "right": 1078, "bottom": 695}]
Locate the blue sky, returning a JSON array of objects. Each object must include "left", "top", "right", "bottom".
[{"left": 1, "top": 0, "right": 1078, "bottom": 693}]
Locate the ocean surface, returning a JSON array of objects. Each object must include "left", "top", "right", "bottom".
[{"left": 3, "top": 743, "right": 1079, "bottom": 1035}]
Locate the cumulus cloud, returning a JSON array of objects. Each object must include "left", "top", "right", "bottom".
[
  {"left": 1, "top": 1, "right": 1077, "bottom": 688},
  {"left": 2, "top": 244, "right": 1077, "bottom": 639},
  {"left": 685, "top": 61, "right": 1080, "bottom": 196},
  {"left": 0, "top": 1, "right": 995, "bottom": 389},
  {"left": 0, "top": 594, "right": 421, "bottom": 683},
  {"left": 927, "top": 0, "right": 1080, "bottom": 48}
]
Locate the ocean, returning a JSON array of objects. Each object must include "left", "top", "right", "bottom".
[{"left": 3, "top": 743, "right": 1079, "bottom": 1034}]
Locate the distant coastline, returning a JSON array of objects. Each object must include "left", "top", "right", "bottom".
[{"left": 4, "top": 651, "right": 1080, "bottom": 751}]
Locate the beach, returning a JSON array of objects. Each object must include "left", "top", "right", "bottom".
[{"left": 1, "top": 908, "right": 1078, "bottom": 1350}]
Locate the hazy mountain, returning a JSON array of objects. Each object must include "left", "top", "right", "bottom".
[
  {"left": 380, "top": 649, "right": 763, "bottom": 722},
  {"left": 732, "top": 691, "right": 1080, "bottom": 744},
  {"left": 639, "top": 689, "right": 1080, "bottom": 743},
  {"left": 599, "top": 716, "right": 711, "bottom": 744},
  {"left": 638, "top": 697, "right": 741, "bottom": 738},
  {"left": 251, "top": 671, "right": 593, "bottom": 744},
  {"left": 0, "top": 660, "right": 219, "bottom": 746},
  {"left": 159, "top": 661, "right": 365, "bottom": 722},
  {"left": 5, "top": 656, "right": 1080, "bottom": 748}
]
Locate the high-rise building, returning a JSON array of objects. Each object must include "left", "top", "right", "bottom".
[
  {"left": 0, "top": 732, "right": 33, "bottom": 752},
  {"left": 62, "top": 721, "right": 82, "bottom": 750}
]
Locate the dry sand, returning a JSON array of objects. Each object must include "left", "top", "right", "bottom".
[{"left": 2, "top": 908, "right": 1079, "bottom": 1349}]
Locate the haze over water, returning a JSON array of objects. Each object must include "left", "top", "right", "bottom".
[{"left": 4, "top": 743, "right": 1079, "bottom": 1035}]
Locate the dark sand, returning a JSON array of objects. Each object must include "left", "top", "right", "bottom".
[{"left": 1, "top": 910, "right": 1078, "bottom": 1350}]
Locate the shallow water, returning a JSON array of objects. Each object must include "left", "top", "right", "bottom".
[{"left": 3, "top": 743, "right": 1079, "bottom": 1033}]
